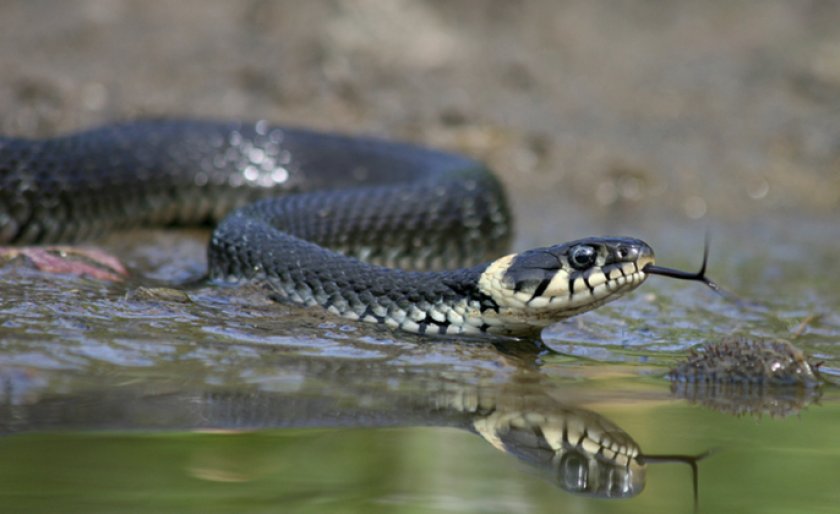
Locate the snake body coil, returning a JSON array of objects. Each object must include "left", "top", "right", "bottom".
[{"left": 1, "top": 120, "right": 655, "bottom": 336}]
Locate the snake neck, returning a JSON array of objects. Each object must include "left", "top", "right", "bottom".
[{"left": 209, "top": 208, "right": 511, "bottom": 337}]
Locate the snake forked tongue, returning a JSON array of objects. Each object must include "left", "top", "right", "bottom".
[{"left": 642, "top": 238, "right": 721, "bottom": 292}]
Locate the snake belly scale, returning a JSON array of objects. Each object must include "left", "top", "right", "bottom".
[{"left": 0, "top": 120, "right": 656, "bottom": 337}]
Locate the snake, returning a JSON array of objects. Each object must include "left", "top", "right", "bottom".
[{"left": 0, "top": 119, "right": 710, "bottom": 337}]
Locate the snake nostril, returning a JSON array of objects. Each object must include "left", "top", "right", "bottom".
[{"left": 616, "top": 245, "right": 637, "bottom": 260}]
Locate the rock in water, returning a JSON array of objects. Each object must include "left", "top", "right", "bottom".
[
  {"left": 668, "top": 337, "right": 822, "bottom": 417},
  {"left": 669, "top": 337, "right": 820, "bottom": 387}
]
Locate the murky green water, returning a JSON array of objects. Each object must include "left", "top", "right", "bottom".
[{"left": 1, "top": 380, "right": 839, "bottom": 514}]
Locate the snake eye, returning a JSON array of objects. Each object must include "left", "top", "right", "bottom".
[{"left": 569, "top": 245, "right": 597, "bottom": 270}]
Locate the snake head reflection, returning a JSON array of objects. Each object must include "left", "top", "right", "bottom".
[{"left": 471, "top": 406, "right": 646, "bottom": 499}]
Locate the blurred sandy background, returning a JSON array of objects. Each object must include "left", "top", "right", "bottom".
[{"left": 1, "top": 1, "right": 838, "bottom": 250}]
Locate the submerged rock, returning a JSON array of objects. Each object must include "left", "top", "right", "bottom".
[{"left": 668, "top": 337, "right": 822, "bottom": 417}]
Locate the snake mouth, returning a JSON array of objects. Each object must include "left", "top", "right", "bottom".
[{"left": 636, "top": 255, "right": 655, "bottom": 273}]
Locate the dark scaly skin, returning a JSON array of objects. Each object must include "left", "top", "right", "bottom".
[
  {"left": 207, "top": 171, "right": 511, "bottom": 334},
  {"left": 0, "top": 120, "right": 517, "bottom": 329},
  {"left": 0, "top": 120, "right": 511, "bottom": 259}
]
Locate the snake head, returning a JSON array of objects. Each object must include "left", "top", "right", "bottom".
[{"left": 476, "top": 237, "right": 655, "bottom": 335}]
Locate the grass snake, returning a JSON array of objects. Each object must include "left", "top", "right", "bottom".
[{"left": 0, "top": 120, "right": 709, "bottom": 337}]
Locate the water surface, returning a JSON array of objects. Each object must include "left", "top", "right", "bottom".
[{"left": 1, "top": 213, "right": 838, "bottom": 514}]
